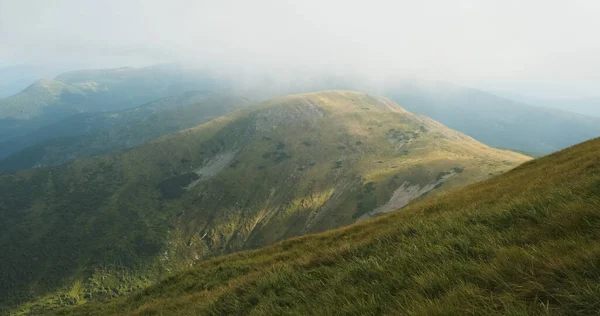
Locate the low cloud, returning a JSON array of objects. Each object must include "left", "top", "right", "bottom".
[{"left": 1, "top": 0, "right": 600, "bottom": 97}]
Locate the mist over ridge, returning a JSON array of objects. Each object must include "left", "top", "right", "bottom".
[{"left": 1, "top": 0, "right": 600, "bottom": 100}]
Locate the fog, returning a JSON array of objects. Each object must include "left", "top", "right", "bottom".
[{"left": 1, "top": 0, "right": 600, "bottom": 98}]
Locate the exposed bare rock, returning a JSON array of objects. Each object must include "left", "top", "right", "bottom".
[{"left": 359, "top": 170, "right": 456, "bottom": 220}]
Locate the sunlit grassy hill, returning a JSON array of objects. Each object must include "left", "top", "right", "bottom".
[
  {"left": 61, "top": 136, "right": 600, "bottom": 316},
  {"left": 0, "top": 91, "right": 528, "bottom": 314}
]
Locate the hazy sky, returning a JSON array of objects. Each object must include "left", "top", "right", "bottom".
[{"left": 1, "top": 0, "right": 599, "bottom": 97}]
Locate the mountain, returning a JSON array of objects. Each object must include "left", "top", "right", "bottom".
[
  {"left": 2, "top": 65, "right": 598, "bottom": 156},
  {"left": 540, "top": 97, "right": 600, "bottom": 118},
  {"left": 0, "top": 65, "right": 225, "bottom": 120},
  {"left": 0, "top": 65, "right": 63, "bottom": 98},
  {"left": 196, "top": 72, "right": 600, "bottom": 154},
  {"left": 0, "top": 91, "right": 529, "bottom": 314},
  {"left": 60, "top": 136, "right": 600, "bottom": 316},
  {"left": 381, "top": 81, "right": 600, "bottom": 154},
  {"left": 501, "top": 93, "right": 600, "bottom": 118},
  {"left": 0, "top": 65, "right": 228, "bottom": 143},
  {"left": 0, "top": 91, "right": 251, "bottom": 167}
]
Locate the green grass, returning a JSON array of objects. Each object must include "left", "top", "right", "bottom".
[
  {"left": 58, "top": 136, "right": 600, "bottom": 315},
  {"left": 0, "top": 91, "right": 528, "bottom": 314}
]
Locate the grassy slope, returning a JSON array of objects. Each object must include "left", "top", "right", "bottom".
[
  {"left": 0, "top": 91, "right": 528, "bottom": 314},
  {"left": 63, "top": 137, "right": 600, "bottom": 316}
]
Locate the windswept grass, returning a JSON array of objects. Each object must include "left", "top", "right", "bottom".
[{"left": 61, "top": 137, "right": 600, "bottom": 315}]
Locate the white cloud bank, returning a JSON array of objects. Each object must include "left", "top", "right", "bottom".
[{"left": 1, "top": 0, "right": 599, "bottom": 97}]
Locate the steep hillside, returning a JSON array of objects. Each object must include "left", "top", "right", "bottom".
[
  {"left": 59, "top": 136, "right": 600, "bottom": 316},
  {"left": 0, "top": 91, "right": 529, "bottom": 314},
  {"left": 0, "top": 92, "right": 251, "bottom": 167}
]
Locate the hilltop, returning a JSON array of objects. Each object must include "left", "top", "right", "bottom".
[
  {"left": 0, "top": 65, "right": 227, "bottom": 145},
  {"left": 58, "top": 136, "right": 600, "bottom": 315},
  {"left": 0, "top": 66, "right": 225, "bottom": 120},
  {"left": 0, "top": 91, "right": 528, "bottom": 314},
  {"left": 0, "top": 65, "right": 63, "bottom": 98}
]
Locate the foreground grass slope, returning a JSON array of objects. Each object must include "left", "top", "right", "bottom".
[
  {"left": 0, "top": 91, "right": 527, "bottom": 314},
  {"left": 63, "top": 137, "right": 600, "bottom": 315}
]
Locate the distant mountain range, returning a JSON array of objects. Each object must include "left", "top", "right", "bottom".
[
  {"left": 380, "top": 81, "right": 600, "bottom": 153},
  {"left": 494, "top": 91, "right": 600, "bottom": 118},
  {"left": 1, "top": 65, "right": 599, "bottom": 164},
  {"left": 0, "top": 65, "right": 229, "bottom": 144}
]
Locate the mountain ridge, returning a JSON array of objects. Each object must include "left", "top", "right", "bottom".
[
  {"left": 2, "top": 65, "right": 599, "bottom": 155},
  {"left": 0, "top": 90, "right": 529, "bottom": 314},
  {"left": 0, "top": 65, "right": 229, "bottom": 144}
]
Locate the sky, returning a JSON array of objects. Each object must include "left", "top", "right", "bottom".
[{"left": 1, "top": 0, "right": 600, "bottom": 98}]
